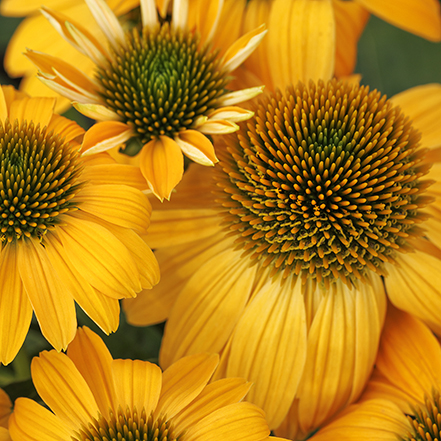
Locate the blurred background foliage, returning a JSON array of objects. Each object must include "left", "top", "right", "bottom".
[{"left": 0, "top": 4, "right": 441, "bottom": 398}]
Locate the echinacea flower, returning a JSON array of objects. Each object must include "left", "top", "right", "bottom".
[
  {"left": 9, "top": 326, "right": 275, "bottom": 441},
  {"left": 0, "top": 85, "right": 159, "bottom": 365},
  {"left": 1, "top": 0, "right": 139, "bottom": 111},
  {"left": 26, "top": 0, "right": 266, "bottom": 200},
  {"left": 240, "top": 0, "right": 441, "bottom": 90},
  {"left": 123, "top": 79, "right": 441, "bottom": 438},
  {"left": 300, "top": 306, "right": 441, "bottom": 441}
]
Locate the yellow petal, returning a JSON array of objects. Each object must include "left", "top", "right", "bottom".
[
  {"left": 357, "top": 0, "right": 441, "bottom": 41},
  {"left": 9, "top": 397, "right": 71, "bottom": 441},
  {"left": 139, "top": 136, "right": 184, "bottom": 201},
  {"left": 46, "top": 113, "right": 85, "bottom": 143},
  {"left": 171, "top": 378, "right": 252, "bottom": 433},
  {"left": 207, "top": 106, "right": 254, "bottom": 122},
  {"left": 0, "top": 243, "right": 33, "bottom": 365},
  {"left": 175, "top": 130, "right": 218, "bottom": 165},
  {"left": 8, "top": 96, "right": 55, "bottom": 128},
  {"left": 187, "top": 0, "right": 223, "bottom": 42},
  {"left": 333, "top": 0, "right": 370, "bottom": 78},
  {"left": 112, "top": 359, "right": 162, "bottom": 417},
  {"left": 223, "top": 24, "right": 267, "bottom": 73},
  {"left": 81, "top": 121, "right": 133, "bottom": 155},
  {"left": 17, "top": 237, "right": 77, "bottom": 351},
  {"left": 156, "top": 353, "right": 219, "bottom": 419},
  {"left": 0, "top": 88, "right": 7, "bottom": 121},
  {"left": 385, "top": 250, "right": 441, "bottom": 335},
  {"left": 185, "top": 402, "right": 270, "bottom": 441},
  {"left": 56, "top": 215, "right": 141, "bottom": 298},
  {"left": 310, "top": 399, "right": 409, "bottom": 441},
  {"left": 172, "top": 0, "right": 189, "bottom": 31},
  {"left": 31, "top": 350, "right": 98, "bottom": 429},
  {"left": 391, "top": 84, "right": 441, "bottom": 150},
  {"left": 197, "top": 119, "right": 239, "bottom": 135},
  {"left": 0, "top": 388, "right": 12, "bottom": 428},
  {"left": 226, "top": 275, "right": 307, "bottom": 429},
  {"left": 75, "top": 184, "right": 151, "bottom": 233},
  {"left": 159, "top": 249, "right": 258, "bottom": 367},
  {"left": 43, "top": 234, "right": 120, "bottom": 335},
  {"left": 219, "top": 86, "right": 264, "bottom": 106},
  {"left": 267, "top": 0, "right": 335, "bottom": 89},
  {"left": 67, "top": 327, "right": 117, "bottom": 419},
  {"left": 140, "top": 0, "right": 159, "bottom": 27},
  {"left": 296, "top": 274, "right": 386, "bottom": 436},
  {"left": 73, "top": 102, "right": 119, "bottom": 121}
]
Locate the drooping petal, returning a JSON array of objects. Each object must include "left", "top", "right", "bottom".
[
  {"left": 356, "top": 0, "right": 441, "bottom": 41},
  {"left": 225, "top": 274, "right": 307, "bottom": 429},
  {"left": 175, "top": 130, "right": 218, "bottom": 166},
  {"left": 17, "top": 237, "right": 77, "bottom": 351},
  {"left": 159, "top": 248, "right": 258, "bottom": 368},
  {"left": 9, "top": 398, "right": 71, "bottom": 441},
  {"left": 197, "top": 119, "right": 239, "bottom": 135},
  {"left": 31, "top": 351, "right": 99, "bottom": 430},
  {"left": 0, "top": 243, "right": 33, "bottom": 365},
  {"left": 73, "top": 102, "right": 119, "bottom": 121},
  {"left": 155, "top": 353, "right": 219, "bottom": 419},
  {"left": 67, "top": 327, "right": 117, "bottom": 418},
  {"left": 207, "top": 106, "right": 254, "bottom": 122},
  {"left": 81, "top": 121, "right": 134, "bottom": 155},
  {"left": 112, "top": 359, "right": 162, "bottom": 417},
  {"left": 139, "top": 136, "right": 184, "bottom": 201}
]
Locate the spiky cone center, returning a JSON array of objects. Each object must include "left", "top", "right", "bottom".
[
  {"left": 404, "top": 391, "right": 441, "bottom": 441},
  {"left": 73, "top": 407, "right": 179, "bottom": 441},
  {"left": 0, "top": 118, "right": 83, "bottom": 244},
  {"left": 97, "top": 22, "right": 229, "bottom": 148},
  {"left": 214, "top": 79, "right": 432, "bottom": 287}
]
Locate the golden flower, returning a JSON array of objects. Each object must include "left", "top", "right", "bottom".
[
  {"left": 123, "top": 79, "right": 441, "bottom": 439},
  {"left": 0, "top": 85, "right": 159, "bottom": 365},
  {"left": 25, "top": 0, "right": 266, "bottom": 200},
  {"left": 240, "top": 0, "right": 441, "bottom": 90},
  {"left": 9, "top": 326, "right": 274, "bottom": 441},
  {"left": 300, "top": 307, "right": 441, "bottom": 441},
  {"left": 1, "top": 0, "right": 139, "bottom": 111}
]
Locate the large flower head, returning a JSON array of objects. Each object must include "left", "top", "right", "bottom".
[
  {"left": 123, "top": 79, "right": 441, "bottom": 439},
  {"left": 0, "top": 85, "right": 159, "bottom": 365},
  {"left": 9, "top": 326, "right": 274, "bottom": 441},
  {"left": 26, "top": 0, "right": 266, "bottom": 200}
]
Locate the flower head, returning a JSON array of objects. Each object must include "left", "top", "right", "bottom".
[
  {"left": 26, "top": 0, "right": 266, "bottom": 200},
  {"left": 9, "top": 327, "right": 274, "bottom": 441},
  {"left": 0, "top": 85, "right": 159, "bottom": 364},
  {"left": 123, "top": 79, "right": 441, "bottom": 439}
]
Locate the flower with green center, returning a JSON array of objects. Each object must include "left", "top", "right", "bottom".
[
  {"left": 0, "top": 85, "right": 159, "bottom": 365},
  {"left": 123, "top": 79, "right": 441, "bottom": 439},
  {"left": 300, "top": 307, "right": 441, "bottom": 441},
  {"left": 9, "top": 327, "right": 275, "bottom": 441},
  {"left": 26, "top": 0, "right": 266, "bottom": 200}
]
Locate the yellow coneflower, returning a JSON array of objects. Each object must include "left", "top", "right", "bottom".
[
  {"left": 300, "top": 307, "right": 441, "bottom": 441},
  {"left": 123, "top": 78, "right": 441, "bottom": 438},
  {"left": 25, "top": 0, "right": 266, "bottom": 200},
  {"left": 1, "top": 0, "right": 139, "bottom": 111},
  {"left": 0, "top": 85, "right": 159, "bottom": 365},
  {"left": 9, "top": 326, "right": 275, "bottom": 441},
  {"left": 240, "top": 0, "right": 441, "bottom": 89}
]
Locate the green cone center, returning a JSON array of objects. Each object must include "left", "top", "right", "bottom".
[
  {"left": 215, "top": 79, "right": 431, "bottom": 286},
  {"left": 97, "top": 23, "right": 229, "bottom": 147},
  {"left": 0, "top": 118, "right": 83, "bottom": 243}
]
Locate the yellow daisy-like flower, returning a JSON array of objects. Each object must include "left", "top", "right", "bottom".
[
  {"left": 240, "top": 0, "right": 441, "bottom": 90},
  {"left": 9, "top": 326, "right": 275, "bottom": 441},
  {"left": 25, "top": 0, "right": 266, "bottom": 200},
  {"left": 0, "top": 85, "right": 159, "bottom": 365},
  {"left": 123, "top": 78, "right": 441, "bottom": 438},
  {"left": 1, "top": 0, "right": 139, "bottom": 111},
  {"left": 301, "top": 307, "right": 441, "bottom": 441}
]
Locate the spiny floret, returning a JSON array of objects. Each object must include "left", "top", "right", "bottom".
[
  {"left": 215, "top": 80, "right": 433, "bottom": 287},
  {"left": 0, "top": 118, "right": 83, "bottom": 243},
  {"left": 97, "top": 23, "right": 229, "bottom": 146},
  {"left": 74, "top": 407, "right": 178, "bottom": 441}
]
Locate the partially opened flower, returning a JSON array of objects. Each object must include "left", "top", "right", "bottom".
[
  {"left": 301, "top": 307, "right": 441, "bottom": 441},
  {"left": 0, "top": 85, "right": 159, "bottom": 365},
  {"left": 1, "top": 0, "right": 139, "bottom": 111},
  {"left": 9, "top": 326, "right": 275, "bottom": 441},
  {"left": 26, "top": 0, "right": 266, "bottom": 200},
  {"left": 241, "top": 0, "right": 441, "bottom": 89},
  {"left": 123, "top": 78, "right": 441, "bottom": 438}
]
